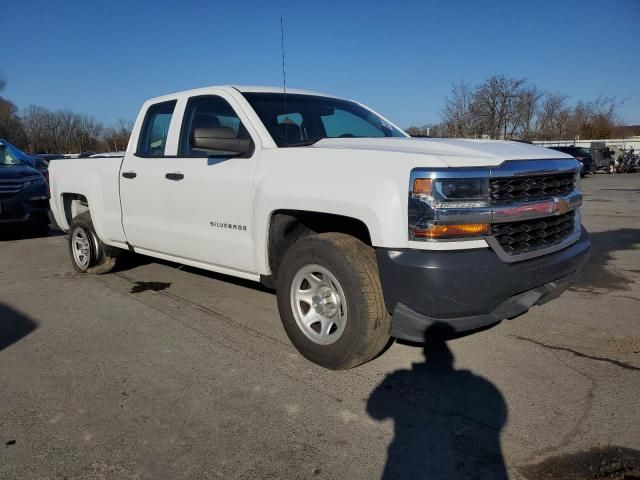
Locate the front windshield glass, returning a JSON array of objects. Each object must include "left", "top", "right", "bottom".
[
  {"left": 242, "top": 93, "right": 407, "bottom": 147},
  {"left": 576, "top": 148, "right": 591, "bottom": 157}
]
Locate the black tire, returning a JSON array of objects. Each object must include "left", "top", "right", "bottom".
[
  {"left": 276, "top": 233, "right": 390, "bottom": 369},
  {"left": 68, "top": 212, "right": 116, "bottom": 274}
]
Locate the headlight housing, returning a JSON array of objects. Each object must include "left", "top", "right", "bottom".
[
  {"left": 22, "top": 175, "right": 47, "bottom": 189},
  {"left": 409, "top": 171, "right": 491, "bottom": 240}
]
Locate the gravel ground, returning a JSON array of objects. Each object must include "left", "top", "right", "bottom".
[{"left": 1, "top": 173, "right": 638, "bottom": 479}]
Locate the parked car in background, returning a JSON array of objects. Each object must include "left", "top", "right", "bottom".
[
  {"left": 33, "top": 156, "right": 50, "bottom": 183},
  {"left": 589, "top": 142, "right": 617, "bottom": 174},
  {"left": 0, "top": 138, "right": 50, "bottom": 234},
  {"left": 547, "top": 146, "right": 595, "bottom": 176}
]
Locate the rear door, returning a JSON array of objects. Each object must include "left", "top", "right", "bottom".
[
  {"left": 159, "top": 92, "right": 260, "bottom": 274},
  {"left": 120, "top": 100, "right": 178, "bottom": 253}
]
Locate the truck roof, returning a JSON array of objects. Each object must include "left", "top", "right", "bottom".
[{"left": 144, "top": 85, "right": 338, "bottom": 105}]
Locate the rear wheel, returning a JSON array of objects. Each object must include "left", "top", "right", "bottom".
[
  {"left": 68, "top": 212, "right": 116, "bottom": 274},
  {"left": 276, "top": 233, "right": 390, "bottom": 369}
]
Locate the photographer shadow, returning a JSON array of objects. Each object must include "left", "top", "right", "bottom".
[{"left": 367, "top": 325, "right": 508, "bottom": 479}]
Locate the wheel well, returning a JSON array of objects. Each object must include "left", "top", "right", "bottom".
[
  {"left": 62, "top": 194, "right": 89, "bottom": 228},
  {"left": 267, "top": 210, "right": 372, "bottom": 279}
]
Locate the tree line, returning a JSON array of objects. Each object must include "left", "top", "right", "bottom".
[
  {"left": 0, "top": 72, "right": 628, "bottom": 150},
  {"left": 0, "top": 76, "right": 132, "bottom": 153},
  {"left": 406, "top": 74, "right": 624, "bottom": 141}
]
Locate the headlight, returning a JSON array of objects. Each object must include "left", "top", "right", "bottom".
[
  {"left": 22, "top": 176, "right": 46, "bottom": 189},
  {"left": 409, "top": 172, "right": 491, "bottom": 240}
]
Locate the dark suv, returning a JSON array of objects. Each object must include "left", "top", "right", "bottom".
[
  {"left": 0, "top": 139, "right": 50, "bottom": 234},
  {"left": 547, "top": 146, "right": 595, "bottom": 177}
]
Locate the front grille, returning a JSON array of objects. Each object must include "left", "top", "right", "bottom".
[
  {"left": 490, "top": 173, "right": 575, "bottom": 202},
  {"left": 0, "top": 180, "right": 24, "bottom": 199},
  {"left": 492, "top": 211, "right": 576, "bottom": 256}
]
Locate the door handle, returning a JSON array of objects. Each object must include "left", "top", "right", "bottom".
[
  {"left": 165, "top": 172, "right": 184, "bottom": 181},
  {"left": 122, "top": 171, "right": 137, "bottom": 179}
]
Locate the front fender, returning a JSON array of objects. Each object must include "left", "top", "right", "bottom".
[{"left": 252, "top": 167, "right": 406, "bottom": 275}]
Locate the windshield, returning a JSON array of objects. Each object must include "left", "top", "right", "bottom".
[
  {"left": 242, "top": 93, "right": 407, "bottom": 147},
  {"left": 576, "top": 148, "right": 591, "bottom": 157},
  {"left": 0, "top": 140, "right": 34, "bottom": 166}
]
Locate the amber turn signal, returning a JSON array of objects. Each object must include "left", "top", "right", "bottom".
[
  {"left": 412, "top": 178, "right": 433, "bottom": 196},
  {"left": 412, "top": 223, "right": 489, "bottom": 239}
]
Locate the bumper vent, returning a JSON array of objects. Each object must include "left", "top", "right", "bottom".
[
  {"left": 492, "top": 211, "right": 576, "bottom": 256},
  {"left": 490, "top": 173, "right": 575, "bottom": 202}
]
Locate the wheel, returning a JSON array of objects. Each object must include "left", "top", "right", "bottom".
[
  {"left": 68, "top": 212, "right": 116, "bottom": 274},
  {"left": 276, "top": 232, "right": 390, "bottom": 369},
  {"left": 608, "top": 163, "right": 615, "bottom": 174}
]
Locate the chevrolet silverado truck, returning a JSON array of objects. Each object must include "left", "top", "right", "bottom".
[{"left": 49, "top": 86, "right": 590, "bottom": 369}]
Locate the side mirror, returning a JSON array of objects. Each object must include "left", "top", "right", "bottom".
[{"left": 191, "top": 127, "right": 254, "bottom": 157}]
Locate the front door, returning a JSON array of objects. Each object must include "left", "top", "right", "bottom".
[{"left": 160, "top": 93, "right": 259, "bottom": 274}]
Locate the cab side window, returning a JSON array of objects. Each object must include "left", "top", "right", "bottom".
[
  {"left": 137, "top": 100, "right": 176, "bottom": 157},
  {"left": 179, "top": 95, "right": 250, "bottom": 157}
]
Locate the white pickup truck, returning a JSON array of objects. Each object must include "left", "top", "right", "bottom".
[{"left": 49, "top": 85, "right": 590, "bottom": 369}]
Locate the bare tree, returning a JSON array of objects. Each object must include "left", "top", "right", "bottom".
[
  {"left": 435, "top": 73, "right": 625, "bottom": 141},
  {"left": 22, "top": 106, "right": 104, "bottom": 153},
  {"left": 469, "top": 75, "right": 527, "bottom": 139},
  {"left": 441, "top": 81, "right": 474, "bottom": 137},
  {"left": 0, "top": 98, "right": 27, "bottom": 147},
  {"left": 102, "top": 119, "right": 133, "bottom": 151},
  {"left": 535, "top": 93, "right": 569, "bottom": 140},
  {"left": 513, "top": 85, "right": 542, "bottom": 139}
]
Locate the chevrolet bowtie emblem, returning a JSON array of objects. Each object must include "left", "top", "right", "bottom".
[{"left": 552, "top": 197, "right": 570, "bottom": 215}]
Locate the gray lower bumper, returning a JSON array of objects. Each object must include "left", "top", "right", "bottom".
[
  {"left": 377, "top": 228, "right": 591, "bottom": 342},
  {"left": 390, "top": 275, "right": 575, "bottom": 342}
]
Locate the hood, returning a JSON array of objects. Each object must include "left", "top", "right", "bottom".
[
  {"left": 311, "top": 137, "right": 572, "bottom": 167},
  {"left": 0, "top": 164, "right": 41, "bottom": 179}
]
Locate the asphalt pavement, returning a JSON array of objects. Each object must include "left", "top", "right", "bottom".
[{"left": 1, "top": 173, "right": 639, "bottom": 479}]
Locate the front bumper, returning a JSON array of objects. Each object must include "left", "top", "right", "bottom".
[
  {"left": 376, "top": 228, "right": 591, "bottom": 342},
  {"left": 0, "top": 196, "right": 50, "bottom": 226}
]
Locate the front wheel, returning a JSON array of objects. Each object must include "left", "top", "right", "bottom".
[{"left": 276, "top": 233, "right": 390, "bottom": 369}]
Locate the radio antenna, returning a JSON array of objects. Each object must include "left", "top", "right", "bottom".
[{"left": 280, "top": 17, "right": 288, "bottom": 145}]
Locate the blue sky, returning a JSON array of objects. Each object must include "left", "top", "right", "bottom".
[{"left": 4, "top": 0, "right": 639, "bottom": 127}]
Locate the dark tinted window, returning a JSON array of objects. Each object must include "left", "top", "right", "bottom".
[
  {"left": 137, "top": 101, "right": 176, "bottom": 157},
  {"left": 243, "top": 93, "right": 405, "bottom": 147},
  {"left": 179, "top": 95, "right": 250, "bottom": 156},
  {"left": 0, "top": 139, "right": 34, "bottom": 166}
]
